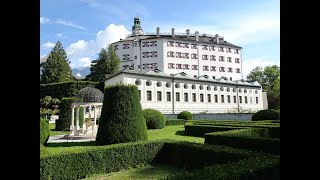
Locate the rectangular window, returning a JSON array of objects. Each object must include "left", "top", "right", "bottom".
[
  {"left": 200, "top": 94, "right": 204, "bottom": 102},
  {"left": 226, "top": 48, "right": 231, "bottom": 53},
  {"left": 150, "top": 51, "right": 158, "bottom": 57},
  {"left": 212, "top": 76, "right": 215, "bottom": 79},
  {"left": 250, "top": 97, "right": 252, "bottom": 104},
  {"left": 176, "top": 52, "right": 182, "bottom": 58},
  {"left": 209, "top": 46, "right": 215, "bottom": 51},
  {"left": 227, "top": 57, "right": 232, "bottom": 62},
  {"left": 202, "top": 45, "right": 208, "bottom": 50},
  {"left": 150, "top": 41, "right": 157, "bottom": 47},
  {"left": 176, "top": 64, "right": 182, "bottom": 69},
  {"left": 235, "top": 58, "right": 240, "bottom": 63},
  {"left": 230, "top": 77, "right": 232, "bottom": 81},
  {"left": 157, "top": 91, "right": 162, "bottom": 101},
  {"left": 167, "top": 92, "right": 171, "bottom": 101},
  {"left": 183, "top": 64, "right": 190, "bottom": 70},
  {"left": 235, "top": 49, "right": 239, "bottom": 54},
  {"left": 191, "top": 53, "right": 198, "bottom": 59},
  {"left": 183, "top": 43, "right": 189, "bottom": 48},
  {"left": 219, "top": 67, "right": 225, "bottom": 72},
  {"left": 138, "top": 90, "right": 141, "bottom": 100},
  {"left": 207, "top": 94, "right": 211, "bottom": 102},
  {"left": 227, "top": 95, "right": 230, "bottom": 103},
  {"left": 167, "top": 51, "right": 174, "bottom": 57},
  {"left": 191, "top": 44, "right": 197, "bottom": 49},
  {"left": 168, "top": 63, "right": 175, "bottom": 69},
  {"left": 228, "top": 67, "right": 233, "bottom": 73},
  {"left": 256, "top": 97, "right": 259, "bottom": 104},
  {"left": 176, "top": 42, "right": 182, "bottom": 47},
  {"left": 184, "top": 93, "right": 188, "bottom": 102},
  {"left": 123, "top": 44, "right": 130, "bottom": 49},
  {"left": 123, "top": 54, "right": 130, "bottom": 60},
  {"left": 210, "top": 55, "right": 216, "bottom": 61},
  {"left": 192, "top": 93, "right": 196, "bottom": 102},
  {"left": 221, "top": 95, "right": 224, "bottom": 103},
  {"left": 219, "top": 47, "right": 224, "bottom": 52},
  {"left": 142, "top": 42, "right": 149, "bottom": 47},
  {"left": 215, "top": 95, "right": 218, "bottom": 103},
  {"left": 142, "top": 52, "right": 149, "bottom": 58},
  {"left": 147, "top": 91, "right": 152, "bottom": 101},
  {"left": 203, "top": 66, "right": 209, "bottom": 71},
  {"left": 191, "top": 65, "right": 198, "bottom": 70},
  {"left": 233, "top": 96, "right": 236, "bottom": 103},
  {"left": 135, "top": 55, "right": 137, "bottom": 59},
  {"left": 183, "top": 53, "right": 189, "bottom": 59},
  {"left": 219, "top": 56, "right": 225, "bottom": 62},
  {"left": 239, "top": 96, "right": 242, "bottom": 103},
  {"left": 202, "top": 55, "right": 208, "bottom": 60},
  {"left": 210, "top": 66, "right": 216, "bottom": 71},
  {"left": 167, "top": 41, "right": 174, "bottom": 47},
  {"left": 236, "top": 68, "right": 241, "bottom": 73},
  {"left": 176, "top": 92, "right": 180, "bottom": 102},
  {"left": 245, "top": 96, "right": 248, "bottom": 104},
  {"left": 114, "top": 45, "right": 119, "bottom": 50}
]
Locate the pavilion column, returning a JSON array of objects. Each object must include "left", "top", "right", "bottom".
[
  {"left": 76, "top": 106, "right": 80, "bottom": 135},
  {"left": 70, "top": 106, "right": 75, "bottom": 135},
  {"left": 89, "top": 105, "right": 92, "bottom": 119},
  {"left": 93, "top": 105, "right": 97, "bottom": 134},
  {"left": 82, "top": 105, "right": 86, "bottom": 135}
]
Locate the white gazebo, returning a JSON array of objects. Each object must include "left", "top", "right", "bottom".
[{"left": 69, "top": 87, "right": 104, "bottom": 137}]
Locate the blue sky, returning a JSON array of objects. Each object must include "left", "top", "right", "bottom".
[{"left": 40, "top": 0, "right": 280, "bottom": 78}]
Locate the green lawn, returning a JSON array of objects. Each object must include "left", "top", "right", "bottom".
[
  {"left": 49, "top": 123, "right": 69, "bottom": 136},
  {"left": 84, "top": 164, "right": 189, "bottom": 180},
  {"left": 44, "top": 125, "right": 204, "bottom": 155}
]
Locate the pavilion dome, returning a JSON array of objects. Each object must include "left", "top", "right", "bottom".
[{"left": 74, "top": 87, "right": 104, "bottom": 103}]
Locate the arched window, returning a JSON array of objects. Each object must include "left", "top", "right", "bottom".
[
  {"left": 244, "top": 89, "right": 247, "bottom": 93},
  {"left": 175, "top": 83, "right": 180, "bottom": 88},
  {"left": 214, "top": 86, "right": 218, "bottom": 91},
  {"left": 207, "top": 85, "right": 211, "bottom": 91},
  {"left": 199, "top": 85, "right": 204, "bottom": 90},
  {"left": 233, "top": 87, "right": 237, "bottom": 92},
  {"left": 184, "top": 83, "right": 188, "bottom": 89},
  {"left": 156, "top": 81, "right": 162, "bottom": 87},
  {"left": 239, "top": 88, "right": 242, "bottom": 93},
  {"left": 255, "top": 90, "right": 258, "bottom": 94},
  {"left": 166, "top": 82, "right": 171, "bottom": 88},
  {"left": 192, "top": 84, "right": 196, "bottom": 89},
  {"left": 227, "top": 87, "right": 230, "bottom": 92},
  {"left": 220, "top": 87, "right": 224, "bottom": 91}
]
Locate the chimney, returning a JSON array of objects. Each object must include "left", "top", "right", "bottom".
[
  {"left": 171, "top": 28, "right": 175, "bottom": 38},
  {"left": 195, "top": 31, "right": 199, "bottom": 42},
  {"left": 156, "top": 27, "right": 160, "bottom": 38},
  {"left": 186, "top": 29, "right": 190, "bottom": 38},
  {"left": 215, "top": 34, "right": 219, "bottom": 44}
]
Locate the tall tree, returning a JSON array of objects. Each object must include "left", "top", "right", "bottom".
[
  {"left": 247, "top": 65, "right": 280, "bottom": 110},
  {"left": 41, "top": 41, "right": 73, "bottom": 84},
  {"left": 86, "top": 44, "right": 120, "bottom": 82}
]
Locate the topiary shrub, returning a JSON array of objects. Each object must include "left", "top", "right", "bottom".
[
  {"left": 96, "top": 84, "right": 148, "bottom": 145},
  {"left": 55, "top": 97, "right": 75, "bottom": 131},
  {"left": 40, "top": 118, "right": 50, "bottom": 145},
  {"left": 177, "top": 111, "right": 193, "bottom": 120},
  {"left": 252, "top": 109, "right": 280, "bottom": 121},
  {"left": 143, "top": 109, "right": 166, "bottom": 129}
]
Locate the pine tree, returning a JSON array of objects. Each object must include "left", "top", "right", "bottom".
[
  {"left": 41, "top": 41, "right": 73, "bottom": 84},
  {"left": 86, "top": 44, "right": 120, "bottom": 82}
]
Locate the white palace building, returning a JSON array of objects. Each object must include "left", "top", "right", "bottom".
[{"left": 104, "top": 17, "right": 268, "bottom": 114}]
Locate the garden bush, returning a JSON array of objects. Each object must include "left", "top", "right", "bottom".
[
  {"left": 40, "top": 140, "right": 280, "bottom": 180},
  {"left": 40, "top": 118, "right": 50, "bottom": 144},
  {"left": 205, "top": 130, "right": 280, "bottom": 154},
  {"left": 96, "top": 84, "right": 148, "bottom": 145},
  {"left": 252, "top": 109, "right": 280, "bottom": 121},
  {"left": 40, "top": 81, "right": 99, "bottom": 99},
  {"left": 184, "top": 123, "right": 249, "bottom": 137},
  {"left": 165, "top": 119, "right": 185, "bottom": 126},
  {"left": 177, "top": 111, "right": 192, "bottom": 120},
  {"left": 143, "top": 109, "right": 166, "bottom": 129},
  {"left": 55, "top": 98, "right": 75, "bottom": 131}
]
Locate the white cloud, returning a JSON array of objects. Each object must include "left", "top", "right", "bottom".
[
  {"left": 56, "top": 33, "right": 63, "bottom": 38},
  {"left": 78, "top": 57, "right": 92, "bottom": 67},
  {"left": 56, "top": 19, "right": 87, "bottom": 30},
  {"left": 242, "top": 57, "right": 280, "bottom": 79},
  {"left": 42, "top": 42, "right": 55, "bottom": 50},
  {"left": 76, "top": 73, "right": 82, "bottom": 77},
  {"left": 66, "top": 24, "right": 129, "bottom": 68},
  {"left": 40, "top": 17, "right": 50, "bottom": 24}
]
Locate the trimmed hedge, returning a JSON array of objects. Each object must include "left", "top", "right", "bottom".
[
  {"left": 177, "top": 111, "right": 192, "bottom": 120},
  {"left": 143, "top": 109, "right": 166, "bottom": 129},
  {"left": 55, "top": 98, "right": 75, "bottom": 131},
  {"left": 96, "top": 84, "right": 148, "bottom": 145},
  {"left": 252, "top": 109, "right": 280, "bottom": 121},
  {"left": 164, "top": 154, "right": 280, "bottom": 180},
  {"left": 40, "top": 140, "right": 165, "bottom": 180},
  {"left": 166, "top": 119, "right": 185, "bottom": 126},
  {"left": 205, "top": 130, "right": 280, "bottom": 154},
  {"left": 185, "top": 123, "right": 249, "bottom": 137},
  {"left": 40, "top": 118, "right": 50, "bottom": 144},
  {"left": 40, "top": 81, "right": 99, "bottom": 99},
  {"left": 40, "top": 140, "right": 280, "bottom": 180}
]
